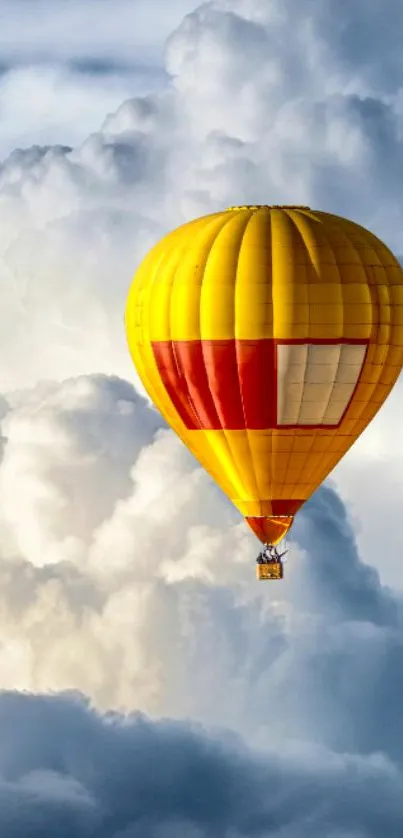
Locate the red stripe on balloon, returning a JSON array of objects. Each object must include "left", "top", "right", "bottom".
[
  {"left": 173, "top": 341, "right": 221, "bottom": 429},
  {"left": 200, "top": 340, "right": 245, "bottom": 429},
  {"left": 151, "top": 341, "right": 200, "bottom": 430},
  {"left": 151, "top": 337, "right": 369, "bottom": 431},
  {"left": 151, "top": 339, "right": 277, "bottom": 430},
  {"left": 271, "top": 500, "right": 304, "bottom": 515},
  {"left": 236, "top": 339, "right": 277, "bottom": 428}
]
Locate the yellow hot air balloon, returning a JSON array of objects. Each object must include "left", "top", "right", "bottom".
[{"left": 125, "top": 205, "right": 403, "bottom": 579}]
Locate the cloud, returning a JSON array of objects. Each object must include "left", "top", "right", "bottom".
[
  {"left": 328, "top": 375, "right": 403, "bottom": 589},
  {"left": 0, "top": 690, "right": 402, "bottom": 837},
  {"left": 0, "top": 373, "right": 402, "bottom": 774},
  {"left": 0, "top": 0, "right": 200, "bottom": 158},
  {"left": 0, "top": 63, "right": 166, "bottom": 161},
  {"left": 0, "top": 375, "right": 164, "bottom": 567},
  {"left": 0, "top": 0, "right": 201, "bottom": 67}
]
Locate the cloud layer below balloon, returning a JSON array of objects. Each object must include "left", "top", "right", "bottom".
[{"left": 1, "top": 688, "right": 403, "bottom": 837}]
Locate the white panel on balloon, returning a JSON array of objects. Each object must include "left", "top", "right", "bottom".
[{"left": 276, "top": 343, "right": 367, "bottom": 426}]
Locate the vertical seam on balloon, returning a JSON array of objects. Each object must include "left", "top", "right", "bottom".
[
  {"left": 270, "top": 211, "right": 283, "bottom": 498},
  {"left": 285, "top": 209, "right": 335, "bottom": 465},
  {"left": 271, "top": 210, "right": 291, "bottom": 494},
  {"left": 281, "top": 212, "right": 299, "bottom": 498},
  {"left": 350, "top": 266, "right": 386, "bottom": 435},
  {"left": 228, "top": 210, "right": 261, "bottom": 500},
  {"left": 177, "top": 213, "right": 239, "bottom": 430},
  {"left": 168, "top": 213, "right": 234, "bottom": 433},
  {"left": 138, "top": 247, "right": 188, "bottom": 431},
  {"left": 293, "top": 212, "right": 315, "bottom": 492},
  {"left": 320, "top": 222, "right": 343, "bottom": 425},
  {"left": 297, "top": 432, "right": 323, "bottom": 485},
  {"left": 267, "top": 212, "right": 276, "bottom": 502},
  {"left": 268, "top": 212, "right": 279, "bottom": 506},
  {"left": 340, "top": 229, "right": 383, "bottom": 437},
  {"left": 199, "top": 210, "right": 256, "bottom": 500},
  {"left": 282, "top": 209, "right": 311, "bottom": 496},
  {"left": 234, "top": 211, "right": 265, "bottom": 504},
  {"left": 380, "top": 271, "right": 400, "bottom": 397},
  {"left": 305, "top": 217, "right": 343, "bottom": 487},
  {"left": 284, "top": 207, "right": 312, "bottom": 421},
  {"left": 322, "top": 217, "right": 370, "bottom": 435},
  {"left": 167, "top": 248, "right": 203, "bottom": 430},
  {"left": 172, "top": 342, "right": 203, "bottom": 428},
  {"left": 281, "top": 212, "right": 323, "bottom": 492}
]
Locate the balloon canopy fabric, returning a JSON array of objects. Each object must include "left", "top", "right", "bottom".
[{"left": 125, "top": 205, "right": 403, "bottom": 547}]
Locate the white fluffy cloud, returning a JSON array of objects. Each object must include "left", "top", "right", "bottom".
[
  {"left": 0, "top": 375, "right": 251, "bottom": 709},
  {"left": 0, "top": 0, "right": 201, "bottom": 158},
  {"left": 0, "top": 64, "right": 166, "bottom": 160},
  {"left": 0, "top": 0, "right": 201, "bottom": 67}
]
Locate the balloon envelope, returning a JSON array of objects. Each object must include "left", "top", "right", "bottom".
[{"left": 125, "top": 205, "right": 403, "bottom": 545}]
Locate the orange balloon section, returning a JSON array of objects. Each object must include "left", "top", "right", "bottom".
[
  {"left": 125, "top": 205, "right": 403, "bottom": 549},
  {"left": 246, "top": 516, "right": 293, "bottom": 547}
]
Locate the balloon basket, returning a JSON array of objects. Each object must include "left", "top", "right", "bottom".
[{"left": 256, "top": 562, "right": 283, "bottom": 581}]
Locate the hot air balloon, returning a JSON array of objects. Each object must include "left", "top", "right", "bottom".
[{"left": 125, "top": 205, "right": 403, "bottom": 579}]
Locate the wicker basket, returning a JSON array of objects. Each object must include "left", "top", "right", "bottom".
[{"left": 256, "top": 562, "right": 283, "bottom": 581}]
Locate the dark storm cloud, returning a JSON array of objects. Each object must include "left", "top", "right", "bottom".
[
  {"left": 0, "top": 0, "right": 200, "bottom": 65},
  {"left": 0, "top": 56, "right": 167, "bottom": 82},
  {"left": 0, "top": 690, "right": 402, "bottom": 838},
  {"left": 292, "top": 484, "right": 401, "bottom": 627},
  {"left": 307, "top": 0, "right": 403, "bottom": 92},
  {"left": 262, "top": 485, "right": 403, "bottom": 765}
]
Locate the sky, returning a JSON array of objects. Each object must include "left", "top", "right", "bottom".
[{"left": 1, "top": 0, "right": 403, "bottom": 835}]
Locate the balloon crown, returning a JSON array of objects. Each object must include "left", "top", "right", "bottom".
[{"left": 226, "top": 204, "right": 311, "bottom": 211}]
